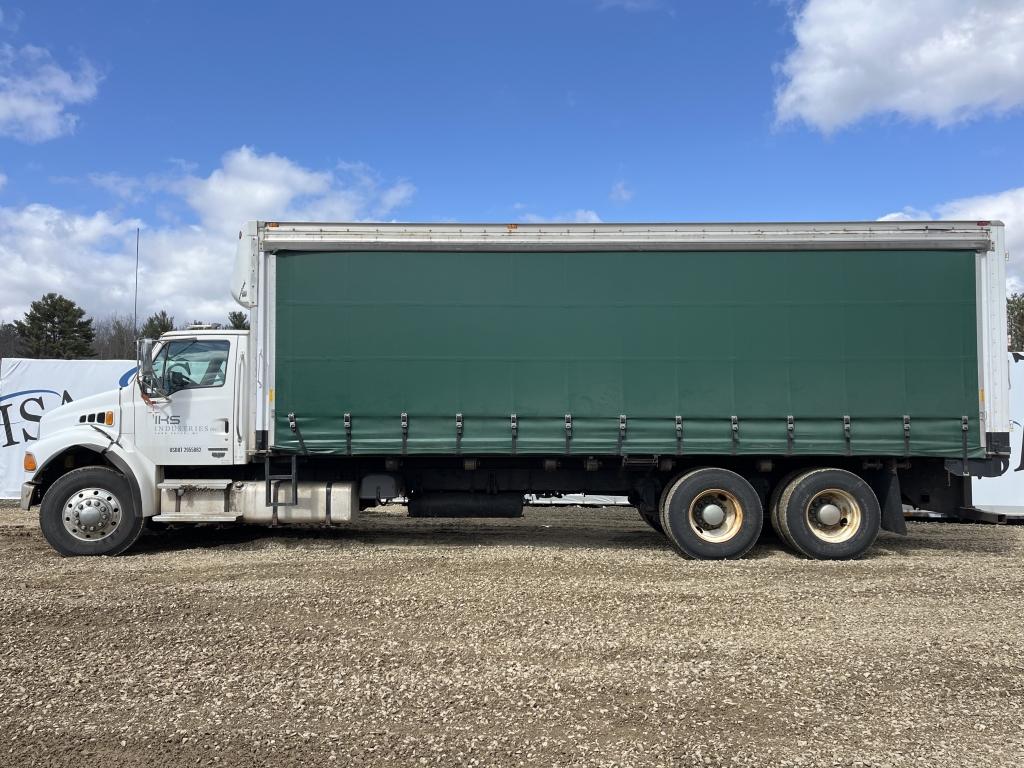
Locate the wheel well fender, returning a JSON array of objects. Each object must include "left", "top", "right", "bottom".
[{"left": 32, "top": 445, "right": 152, "bottom": 519}]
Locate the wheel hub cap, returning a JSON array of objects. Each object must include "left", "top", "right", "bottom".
[
  {"left": 806, "top": 489, "right": 862, "bottom": 544},
  {"left": 62, "top": 488, "right": 122, "bottom": 542},
  {"left": 817, "top": 503, "right": 842, "bottom": 526},
  {"left": 702, "top": 503, "right": 726, "bottom": 528}
]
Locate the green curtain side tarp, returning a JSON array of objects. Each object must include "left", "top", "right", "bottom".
[{"left": 274, "top": 249, "right": 981, "bottom": 458}]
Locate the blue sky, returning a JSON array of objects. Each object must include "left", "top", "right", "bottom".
[{"left": 0, "top": 0, "right": 1022, "bottom": 321}]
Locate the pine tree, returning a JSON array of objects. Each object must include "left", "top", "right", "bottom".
[
  {"left": 227, "top": 311, "right": 250, "bottom": 330},
  {"left": 139, "top": 310, "right": 175, "bottom": 339},
  {"left": 0, "top": 322, "right": 19, "bottom": 358},
  {"left": 14, "top": 293, "right": 95, "bottom": 359}
]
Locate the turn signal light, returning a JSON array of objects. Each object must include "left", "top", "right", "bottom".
[
  {"left": 104, "top": 411, "right": 115, "bottom": 426},
  {"left": 23, "top": 453, "right": 37, "bottom": 472}
]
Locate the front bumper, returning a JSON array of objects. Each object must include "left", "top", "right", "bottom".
[{"left": 20, "top": 481, "right": 37, "bottom": 511}]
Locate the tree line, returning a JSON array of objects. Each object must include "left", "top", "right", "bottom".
[{"left": 0, "top": 293, "right": 250, "bottom": 360}]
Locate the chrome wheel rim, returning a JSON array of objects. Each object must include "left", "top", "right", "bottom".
[
  {"left": 688, "top": 488, "right": 744, "bottom": 543},
  {"left": 62, "top": 487, "right": 122, "bottom": 542},
  {"left": 806, "top": 489, "right": 861, "bottom": 543}
]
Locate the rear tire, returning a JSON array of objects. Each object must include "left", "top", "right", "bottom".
[
  {"left": 39, "top": 467, "right": 144, "bottom": 557},
  {"left": 768, "top": 469, "right": 805, "bottom": 543},
  {"left": 659, "top": 467, "right": 763, "bottom": 559},
  {"left": 776, "top": 468, "right": 880, "bottom": 559}
]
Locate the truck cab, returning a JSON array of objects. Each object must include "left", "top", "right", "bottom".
[{"left": 20, "top": 329, "right": 252, "bottom": 555}]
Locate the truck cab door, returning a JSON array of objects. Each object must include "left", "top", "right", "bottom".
[{"left": 135, "top": 337, "right": 237, "bottom": 466}]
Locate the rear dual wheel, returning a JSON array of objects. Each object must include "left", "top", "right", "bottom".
[
  {"left": 771, "top": 468, "right": 880, "bottom": 559},
  {"left": 659, "top": 468, "right": 763, "bottom": 559}
]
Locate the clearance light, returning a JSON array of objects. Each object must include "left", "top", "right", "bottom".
[
  {"left": 104, "top": 411, "right": 115, "bottom": 426},
  {"left": 23, "top": 453, "right": 37, "bottom": 472}
]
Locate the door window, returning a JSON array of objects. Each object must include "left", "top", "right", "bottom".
[{"left": 153, "top": 339, "right": 230, "bottom": 395}]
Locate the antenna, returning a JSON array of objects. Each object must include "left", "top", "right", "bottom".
[{"left": 133, "top": 227, "right": 140, "bottom": 333}]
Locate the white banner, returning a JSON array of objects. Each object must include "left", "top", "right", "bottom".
[{"left": 0, "top": 358, "right": 135, "bottom": 498}]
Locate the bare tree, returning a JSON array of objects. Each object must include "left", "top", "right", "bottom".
[{"left": 92, "top": 313, "right": 137, "bottom": 360}]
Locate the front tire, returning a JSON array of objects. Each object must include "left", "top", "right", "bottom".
[
  {"left": 659, "top": 468, "right": 763, "bottom": 559},
  {"left": 39, "top": 467, "right": 144, "bottom": 557}
]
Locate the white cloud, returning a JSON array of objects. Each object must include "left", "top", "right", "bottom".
[
  {"left": 0, "top": 171, "right": 6, "bottom": 190},
  {"left": 877, "top": 208, "right": 930, "bottom": 222},
  {"left": 881, "top": 186, "right": 1024, "bottom": 292},
  {"left": 0, "top": 43, "right": 100, "bottom": 142},
  {"left": 520, "top": 209, "right": 603, "bottom": 224},
  {"left": 0, "top": 147, "right": 417, "bottom": 324},
  {"left": 572, "top": 209, "right": 603, "bottom": 223},
  {"left": 0, "top": 205, "right": 141, "bottom": 319},
  {"left": 175, "top": 148, "right": 417, "bottom": 236},
  {"left": 776, "top": 0, "right": 1024, "bottom": 132},
  {"left": 609, "top": 180, "right": 633, "bottom": 203},
  {"left": 378, "top": 179, "right": 416, "bottom": 214},
  {"left": 178, "top": 146, "right": 332, "bottom": 235}
]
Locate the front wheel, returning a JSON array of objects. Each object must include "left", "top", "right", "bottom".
[{"left": 39, "top": 467, "right": 144, "bottom": 556}]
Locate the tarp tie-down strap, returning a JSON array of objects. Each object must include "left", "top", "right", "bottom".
[{"left": 287, "top": 412, "right": 308, "bottom": 455}]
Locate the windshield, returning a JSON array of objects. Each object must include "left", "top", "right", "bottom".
[{"left": 152, "top": 339, "right": 229, "bottom": 395}]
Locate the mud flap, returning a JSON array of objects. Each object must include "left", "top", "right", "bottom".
[{"left": 863, "top": 469, "right": 906, "bottom": 535}]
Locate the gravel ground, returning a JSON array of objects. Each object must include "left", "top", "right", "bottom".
[{"left": 2, "top": 500, "right": 1023, "bottom": 768}]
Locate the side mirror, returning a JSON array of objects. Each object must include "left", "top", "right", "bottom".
[{"left": 136, "top": 338, "right": 164, "bottom": 396}]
